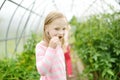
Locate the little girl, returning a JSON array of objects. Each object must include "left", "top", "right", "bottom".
[{"left": 35, "top": 11, "right": 68, "bottom": 80}]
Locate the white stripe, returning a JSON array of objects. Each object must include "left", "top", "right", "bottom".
[{"left": 37, "top": 62, "right": 49, "bottom": 74}]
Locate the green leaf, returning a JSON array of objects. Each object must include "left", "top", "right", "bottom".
[{"left": 107, "top": 70, "right": 114, "bottom": 76}]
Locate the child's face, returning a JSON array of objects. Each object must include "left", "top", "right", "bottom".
[{"left": 46, "top": 18, "right": 68, "bottom": 41}]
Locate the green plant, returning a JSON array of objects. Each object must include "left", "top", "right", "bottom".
[
  {"left": 70, "top": 12, "right": 120, "bottom": 80},
  {"left": 0, "top": 33, "right": 41, "bottom": 80}
]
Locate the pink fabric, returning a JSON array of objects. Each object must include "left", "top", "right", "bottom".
[
  {"left": 35, "top": 41, "right": 66, "bottom": 80},
  {"left": 64, "top": 45, "right": 73, "bottom": 75}
]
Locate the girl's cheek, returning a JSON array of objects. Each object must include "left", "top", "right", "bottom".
[
  {"left": 51, "top": 33, "right": 57, "bottom": 37},
  {"left": 52, "top": 31, "right": 57, "bottom": 36}
]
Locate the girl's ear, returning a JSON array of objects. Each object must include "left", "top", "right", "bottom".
[
  {"left": 45, "top": 29, "right": 50, "bottom": 36},
  {"left": 46, "top": 31, "right": 51, "bottom": 39},
  {"left": 47, "top": 32, "right": 49, "bottom": 35},
  {"left": 46, "top": 31, "right": 49, "bottom": 36},
  {"left": 45, "top": 25, "right": 51, "bottom": 38}
]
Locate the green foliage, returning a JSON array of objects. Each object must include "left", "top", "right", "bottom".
[
  {"left": 0, "top": 33, "right": 40, "bottom": 80},
  {"left": 70, "top": 12, "right": 120, "bottom": 80}
]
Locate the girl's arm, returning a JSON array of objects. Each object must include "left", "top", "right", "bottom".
[{"left": 35, "top": 44, "right": 56, "bottom": 76}]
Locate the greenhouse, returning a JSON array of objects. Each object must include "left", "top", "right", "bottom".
[{"left": 0, "top": 0, "right": 120, "bottom": 80}]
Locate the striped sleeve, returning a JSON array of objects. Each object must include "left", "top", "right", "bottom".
[{"left": 35, "top": 44, "right": 56, "bottom": 76}]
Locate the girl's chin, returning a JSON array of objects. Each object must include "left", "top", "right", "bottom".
[
  {"left": 60, "top": 39, "right": 62, "bottom": 42},
  {"left": 59, "top": 38, "right": 63, "bottom": 42}
]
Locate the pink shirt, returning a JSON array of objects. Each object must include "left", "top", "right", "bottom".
[{"left": 35, "top": 41, "right": 66, "bottom": 80}]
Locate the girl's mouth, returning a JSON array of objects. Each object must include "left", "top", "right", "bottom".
[{"left": 58, "top": 36, "right": 62, "bottom": 39}]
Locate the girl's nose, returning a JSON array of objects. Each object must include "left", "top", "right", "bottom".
[{"left": 58, "top": 30, "right": 64, "bottom": 35}]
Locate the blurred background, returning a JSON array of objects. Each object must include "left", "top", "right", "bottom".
[{"left": 0, "top": 0, "right": 120, "bottom": 80}]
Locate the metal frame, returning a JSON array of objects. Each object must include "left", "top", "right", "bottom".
[{"left": 0, "top": 0, "right": 119, "bottom": 58}]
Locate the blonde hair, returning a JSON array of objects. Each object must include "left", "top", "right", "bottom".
[{"left": 43, "top": 11, "right": 68, "bottom": 48}]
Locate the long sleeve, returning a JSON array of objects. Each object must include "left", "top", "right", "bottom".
[{"left": 35, "top": 44, "right": 56, "bottom": 76}]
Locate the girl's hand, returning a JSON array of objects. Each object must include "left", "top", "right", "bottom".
[{"left": 49, "top": 36, "right": 61, "bottom": 49}]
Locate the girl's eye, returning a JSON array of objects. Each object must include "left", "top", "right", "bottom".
[
  {"left": 55, "top": 28, "right": 59, "bottom": 30},
  {"left": 63, "top": 28, "right": 66, "bottom": 30}
]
